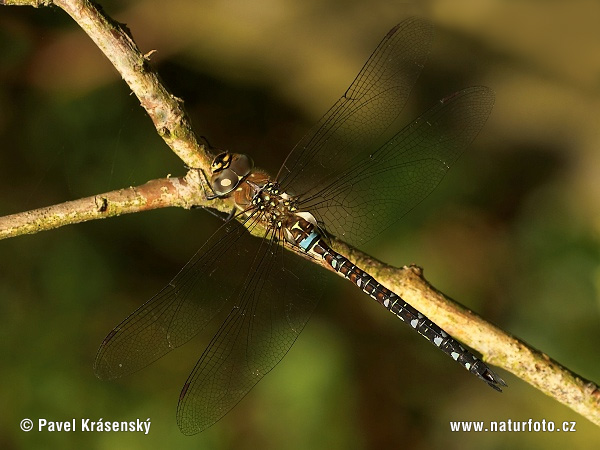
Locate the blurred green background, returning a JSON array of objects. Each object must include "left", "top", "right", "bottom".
[{"left": 1, "top": 0, "right": 600, "bottom": 448}]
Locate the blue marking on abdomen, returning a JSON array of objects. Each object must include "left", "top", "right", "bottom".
[{"left": 299, "top": 231, "right": 320, "bottom": 251}]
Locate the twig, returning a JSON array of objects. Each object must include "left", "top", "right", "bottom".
[
  {"left": 3, "top": 0, "right": 600, "bottom": 428},
  {"left": 3, "top": 0, "right": 211, "bottom": 170},
  {"left": 1, "top": 0, "right": 53, "bottom": 6},
  {"left": 0, "top": 171, "right": 236, "bottom": 239},
  {"left": 337, "top": 239, "right": 600, "bottom": 426}
]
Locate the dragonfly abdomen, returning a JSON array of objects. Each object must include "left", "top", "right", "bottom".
[{"left": 287, "top": 214, "right": 505, "bottom": 391}]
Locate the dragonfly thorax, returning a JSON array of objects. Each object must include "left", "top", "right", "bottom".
[{"left": 250, "top": 181, "right": 301, "bottom": 230}]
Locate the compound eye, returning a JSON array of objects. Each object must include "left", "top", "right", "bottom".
[
  {"left": 229, "top": 154, "right": 254, "bottom": 178},
  {"left": 210, "top": 168, "right": 239, "bottom": 196},
  {"left": 210, "top": 152, "right": 232, "bottom": 173}
]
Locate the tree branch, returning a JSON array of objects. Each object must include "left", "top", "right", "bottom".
[
  {"left": 2, "top": 0, "right": 53, "bottom": 6},
  {"left": 2, "top": 0, "right": 211, "bottom": 170},
  {"left": 3, "top": 0, "right": 599, "bottom": 428},
  {"left": 335, "top": 239, "right": 600, "bottom": 426},
  {"left": 0, "top": 171, "right": 235, "bottom": 239}
]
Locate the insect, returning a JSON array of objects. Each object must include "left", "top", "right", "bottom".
[{"left": 94, "top": 17, "right": 505, "bottom": 435}]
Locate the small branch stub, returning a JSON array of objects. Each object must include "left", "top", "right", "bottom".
[{"left": 96, "top": 196, "right": 108, "bottom": 213}]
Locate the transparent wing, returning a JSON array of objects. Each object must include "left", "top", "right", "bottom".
[
  {"left": 94, "top": 213, "right": 263, "bottom": 379},
  {"left": 176, "top": 231, "right": 324, "bottom": 435},
  {"left": 297, "top": 86, "right": 495, "bottom": 245},
  {"left": 277, "top": 17, "right": 434, "bottom": 198}
]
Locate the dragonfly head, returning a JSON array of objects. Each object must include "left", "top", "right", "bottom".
[{"left": 210, "top": 152, "right": 254, "bottom": 196}]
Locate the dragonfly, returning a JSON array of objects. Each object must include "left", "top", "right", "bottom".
[{"left": 94, "top": 17, "right": 506, "bottom": 435}]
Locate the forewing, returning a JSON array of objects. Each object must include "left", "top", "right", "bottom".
[
  {"left": 277, "top": 17, "right": 434, "bottom": 198},
  {"left": 94, "top": 214, "right": 261, "bottom": 380}
]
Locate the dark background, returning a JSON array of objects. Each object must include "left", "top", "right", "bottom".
[{"left": 1, "top": 0, "right": 599, "bottom": 448}]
